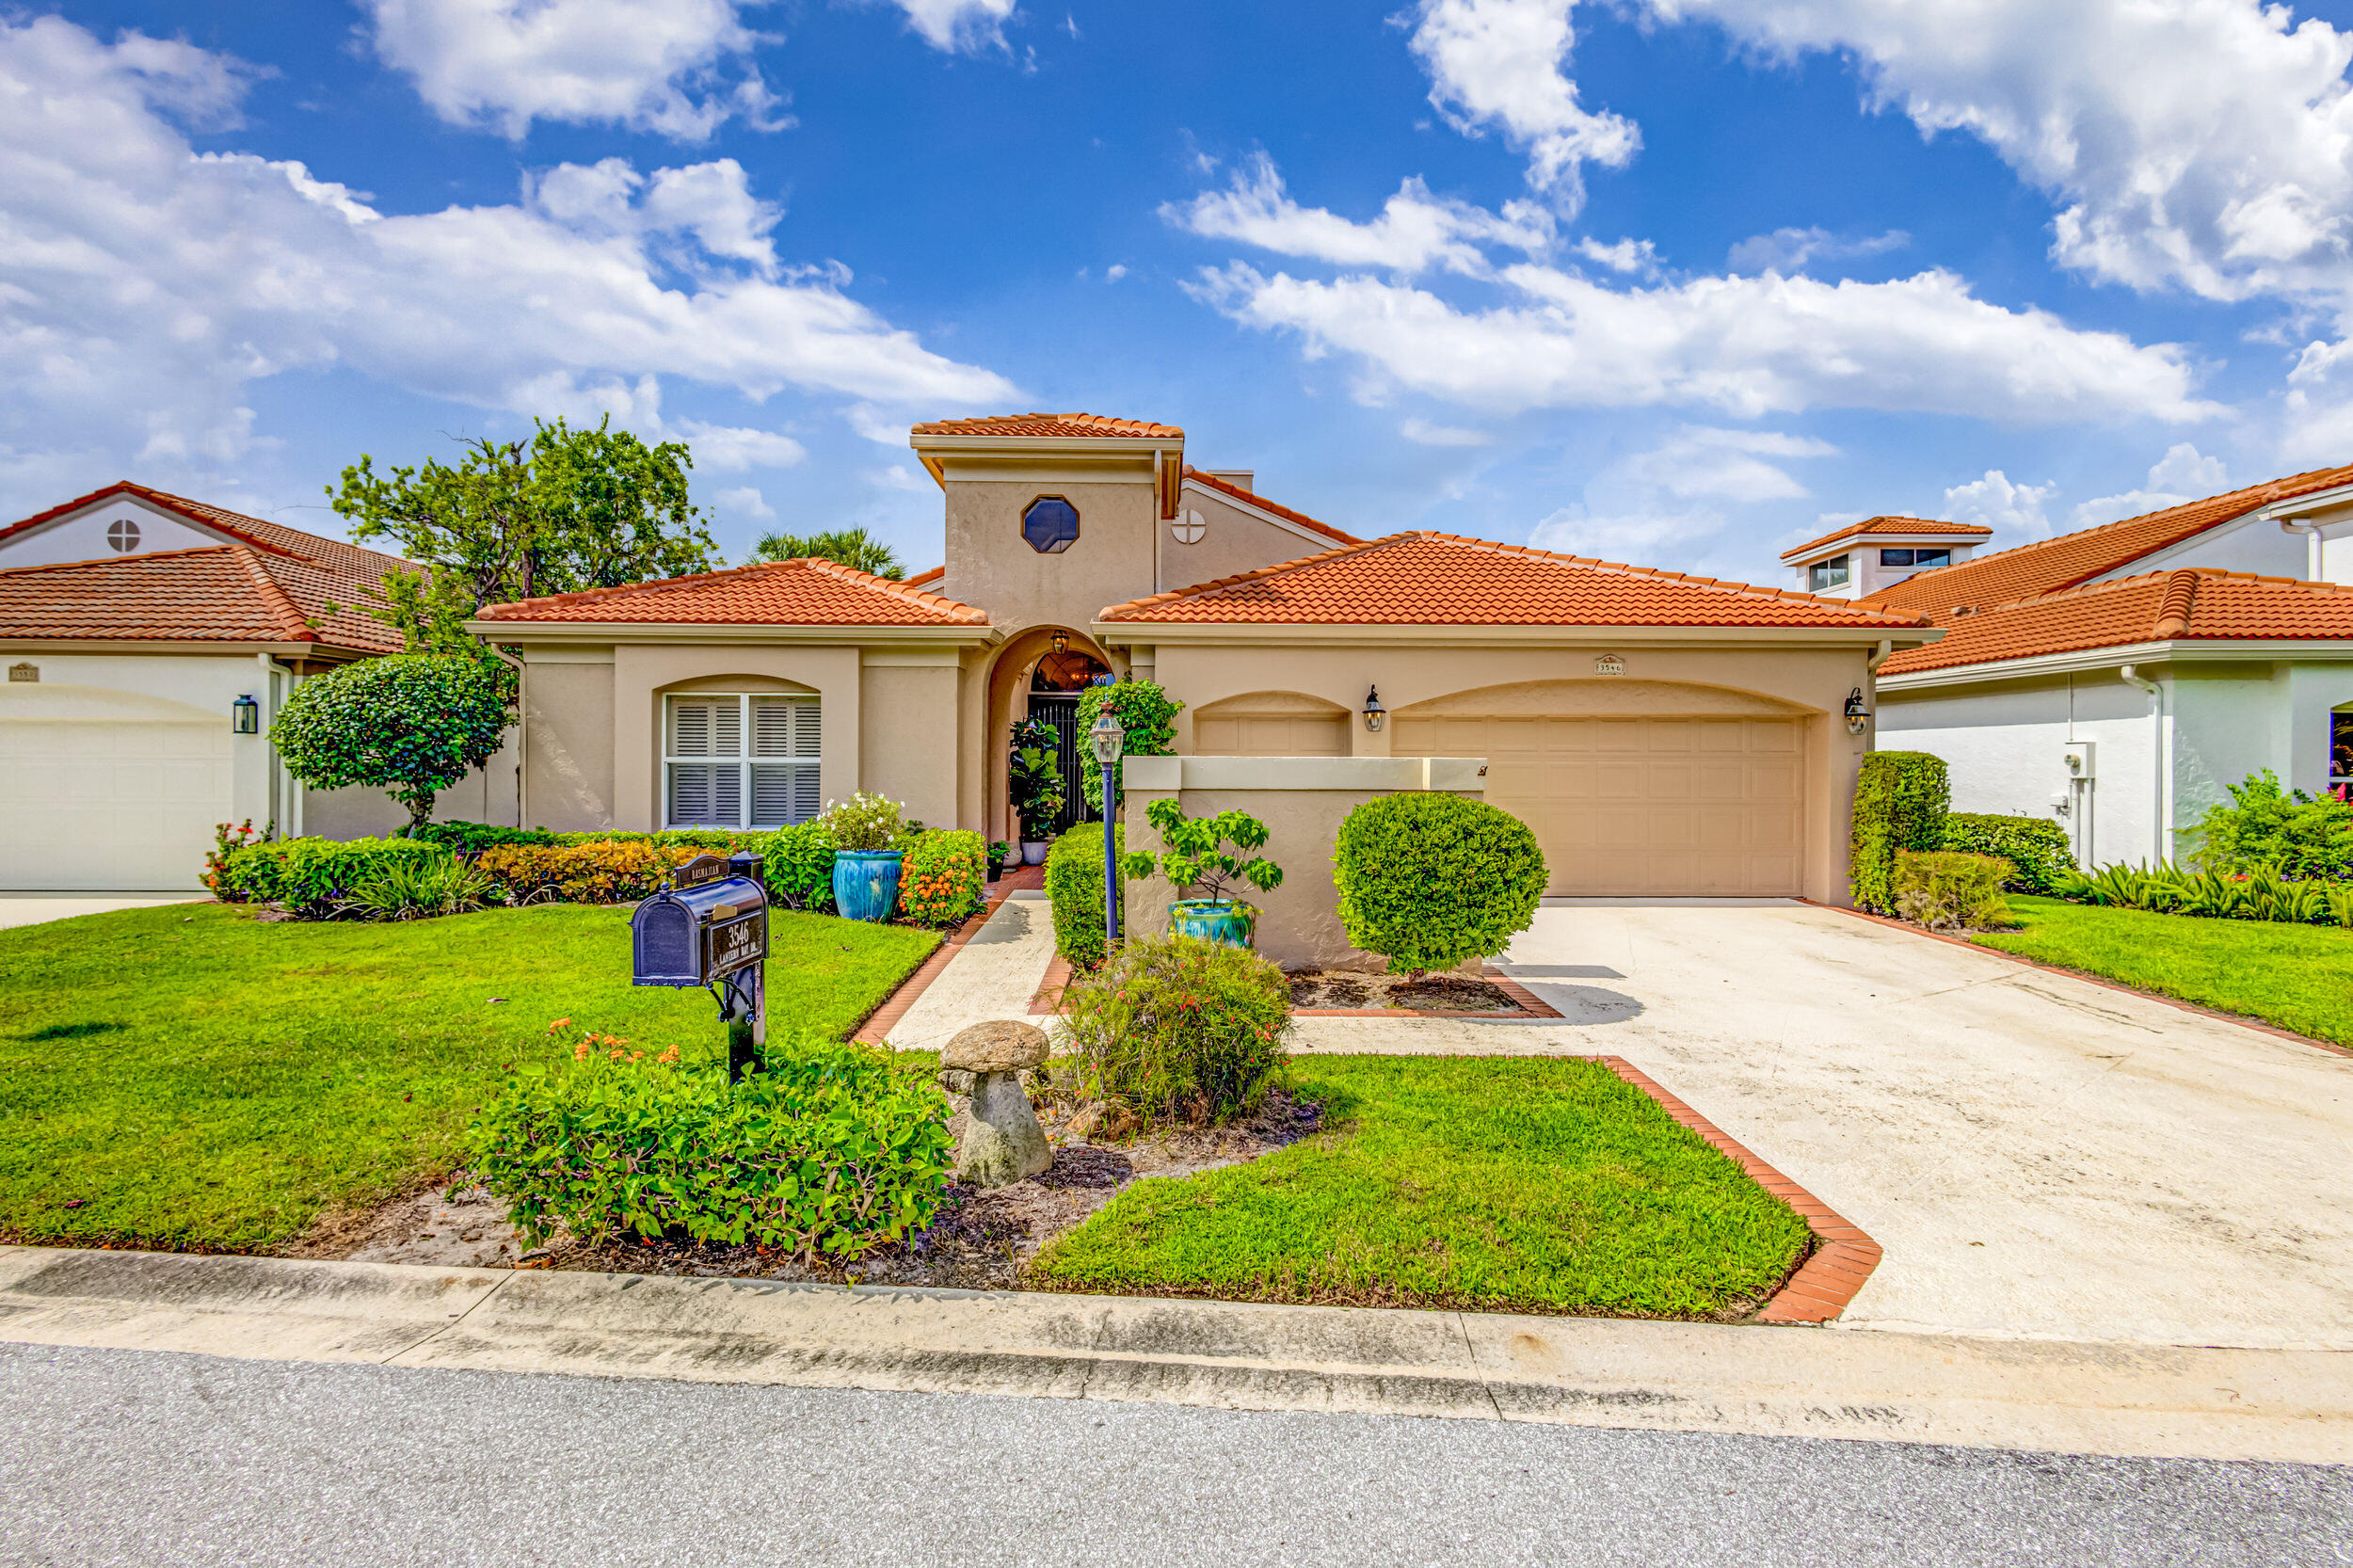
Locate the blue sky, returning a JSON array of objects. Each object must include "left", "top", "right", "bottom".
[{"left": 11, "top": 1, "right": 2353, "bottom": 585}]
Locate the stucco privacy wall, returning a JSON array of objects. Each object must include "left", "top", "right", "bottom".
[
  {"left": 1121, "top": 755, "right": 1487, "bottom": 970},
  {"left": 1112, "top": 637, "right": 1876, "bottom": 904}
]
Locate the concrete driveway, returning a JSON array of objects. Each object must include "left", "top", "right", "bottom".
[
  {"left": 0, "top": 892, "right": 200, "bottom": 931},
  {"left": 1288, "top": 901, "right": 2353, "bottom": 1353}
]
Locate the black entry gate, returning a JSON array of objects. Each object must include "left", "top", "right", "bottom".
[{"left": 1025, "top": 693, "right": 1095, "bottom": 836}]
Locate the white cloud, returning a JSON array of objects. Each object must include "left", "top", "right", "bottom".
[
  {"left": 713, "top": 484, "right": 776, "bottom": 521},
  {"left": 0, "top": 17, "right": 1014, "bottom": 495},
  {"left": 1527, "top": 424, "right": 1833, "bottom": 574},
  {"left": 1197, "top": 262, "right": 2214, "bottom": 424},
  {"left": 1105, "top": 263, "right": 1128, "bottom": 281},
  {"left": 1400, "top": 417, "right": 1494, "bottom": 446},
  {"left": 1943, "top": 469, "right": 2057, "bottom": 542},
  {"left": 1406, "top": 0, "right": 1638, "bottom": 209},
  {"left": 2061, "top": 442, "right": 2230, "bottom": 529},
  {"left": 1574, "top": 236, "right": 1658, "bottom": 276},
  {"left": 1726, "top": 226, "right": 1908, "bottom": 276},
  {"left": 362, "top": 0, "right": 784, "bottom": 139},
  {"left": 888, "top": 0, "right": 1018, "bottom": 51},
  {"left": 1164, "top": 154, "right": 1552, "bottom": 277},
  {"left": 676, "top": 421, "right": 807, "bottom": 471},
  {"left": 1616, "top": 426, "right": 1835, "bottom": 503},
  {"left": 2280, "top": 335, "right": 2353, "bottom": 462}
]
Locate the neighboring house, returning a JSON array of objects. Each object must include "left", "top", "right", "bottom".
[
  {"left": 1780, "top": 517, "right": 1993, "bottom": 600},
  {"left": 472, "top": 413, "right": 1938, "bottom": 902},
  {"left": 1865, "top": 467, "right": 2353, "bottom": 868},
  {"left": 0, "top": 482, "right": 508, "bottom": 890}
]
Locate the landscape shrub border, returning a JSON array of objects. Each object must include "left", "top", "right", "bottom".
[
  {"left": 1940, "top": 812, "right": 2075, "bottom": 894},
  {"left": 1850, "top": 752, "right": 1950, "bottom": 914},
  {"left": 896, "top": 829, "right": 987, "bottom": 928},
  {"left": 1332, "top": 793, "right": 1546, "bottom": 973},
  {"left": 1048, "top": 824, "right": 1124, "bottom": 969},
  {"left": 1892, "top": 850, "right": 2013, "bottom": 932}
]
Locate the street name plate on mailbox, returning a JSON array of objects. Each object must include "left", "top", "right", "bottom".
[{"left": 631, "top": 854, "right": 769, "bottom": 987}]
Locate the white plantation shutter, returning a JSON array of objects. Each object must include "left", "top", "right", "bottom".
[
  {"left": 749, "top": 695, "right": 821, "bottom": 826},
  {"left": 665, "top": 693, "right": 820, "bottom": 828}
]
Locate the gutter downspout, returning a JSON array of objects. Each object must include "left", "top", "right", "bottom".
[
  {"left": 2120, "top": 664, "right": 2165, "bottom": 865},
  {"left": 2279, "top": 515, "right": 2327, "bottom": 581},
  {"left": 488, "top": 647, "right": 528, "bottom": 828}
]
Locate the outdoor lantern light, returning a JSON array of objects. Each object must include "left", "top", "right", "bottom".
[
  {"left": 1088, "top": 709, "right": 1125, "bottom": 767},
  {"left": 1362, "top": 685, "right": 1386, "bottom": 732},
  {"left": 1844, "top": 687, "right": 1869, "bottom": 736},
  {"left": 232, "top": 694, "right": 260, "bottom": 734},
  {"left": 1089, "top": 710, "right": 1126, "bottom": 945},
  {"left": 1049, "top": 630, "right": 1070, "bottom": 657}
]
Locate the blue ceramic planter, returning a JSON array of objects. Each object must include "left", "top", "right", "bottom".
[
  {"left": 1170, "top": 899, "right": 1255, "bottom": 949},
  {"left": 833, "top": 850, "right": 904, "bottom": 922}
]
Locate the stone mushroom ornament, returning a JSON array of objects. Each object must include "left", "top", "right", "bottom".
[{"left": 938, "top": 1020, "right": 1052, "bottom": 1187}]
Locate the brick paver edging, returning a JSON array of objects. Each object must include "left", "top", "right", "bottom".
[
  {"left": 1803, "top": 899, "right": 2352, "bottom": 1060},
  {"left": 1028, "top": 955, "right": 1562, "bottom": 1021},
  {"left": 1592, "top": 1056, "right": 1881, "bottom": 1326},
  {"left": 850, "top": 865, "right": 1046, "bottom": 1046}
]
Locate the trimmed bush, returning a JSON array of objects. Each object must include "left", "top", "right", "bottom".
[
  {"left": 1332, "top": 793, "right": 1546, "bottom": 973},
  {"left": 470, "top": 1029, "right": 952, "bottom": 1262},
  {"left": 1893, "top": 850, "right": 2013, "bottom": 931},
  {"left": 897, "top": 829, "right": 987, "bottom": 928},
  {"left": 1074, "top": 679, "right": 1182, "bottom": 814},
  {"left": 1941, "top": 813, "right": 2076, "bottom": 894},
  {"left": 474, "top": 840, "right": 704, "bottom": 904},
  {"left": 399, "top": 820, "right": 556, "bottom": 854},
  {"left": 1048, "top": 824, "right": 1125, "bottom": 968},
  {"left": 761, "top": 820, "right": 838, "bottom": 912},
  {"left": 216, "top": 836, "right": 455, "bottom": 915},
  {"left": 1058, "top": 934, "right": 1290, "bottom": 1128},
  {"left": 1850, "top": 751, "right": 1950, "bottom": 914},
  {"left": 269, "top": 654, "right": 509, "bottom": 830},
  {"left": 2182, "top": 770, "right": 2353, "bottom": 881}
]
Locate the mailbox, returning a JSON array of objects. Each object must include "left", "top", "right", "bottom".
[{"left": 632, "top": 853, "right": 769, "bottom": 989}]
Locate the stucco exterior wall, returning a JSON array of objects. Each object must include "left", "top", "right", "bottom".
[
  {"left": 1166, "top": 484, "right": 1351, "bottom": 591},
  {"left": 0, "top": 496, "right": 224, "bottom": 570},
  {"left": 942, "top": 475, "right": 1158, "bottom": 642},
  {"left": 858, "top": 652, "right": 962, "bottom": 828},
  {"left": 605, "top": 645, "right": 861, "bottom": 830},
  {"left": 2091, "top": 519, "right": 2306, "bottom": 583},
  {"left": 515, "top": 654, "right": 617, "bottom": 831}
]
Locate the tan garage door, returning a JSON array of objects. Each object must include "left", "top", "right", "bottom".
[
  {"left": 1391, "top": 714, "right": 1804, "bottom": 895},
  {"left": 0, "top": 716, "right": 231, "bottom": 890}
]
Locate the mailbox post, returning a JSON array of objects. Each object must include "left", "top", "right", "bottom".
[{"left": 630, "top": 851, "right": 771, "bottom": 1082}]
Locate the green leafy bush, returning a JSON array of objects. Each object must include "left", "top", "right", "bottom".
[
  {"left": 1118, "top": 799, "right": 1284, "bottom": 923},
  {"left": 1332, "top": 793, "right": 1545, "bottom": 973},
  {"left": 2054, "top": 860, "right": 2353, "bottom": 926},
  {"left": 202, "top": 819, "right": 272, "bottom": 898},
  {"left": 469, "top": 1029, "right": 952, "bottom": 1262},
  {"left": 1940, "top": 813, "right": 2076, "bottom": 894},
  {"left": 216, "top": 836, "right": 455, "bottom": 915},
  {"left": 1048, "top": 824, "right": 1124, "bottom": 968},
  {"left": 1850, "top": 751, "right": 1950, "bottom": 913},
  {"left": 2182, "top": 770, "right": 2353, "bottom": 881},
  {"left": 475, "top": 840, "right": 702, "bottom": 904},
  {"left": 818, "top": 791, "right": 907, "bottom": 853},
  {"left": 897, "top": 830, "right": 987, "bottom": 927},
  {"left": 398, "top": 820, "right": 556, "bottom": 853},
  {"left": 760, "top": 820, "right": 838, "bottom": 912},
  {"left": 1893, "top": 851, "right": 2013, "bottom": 931},
  {"left": 344, "top": 853, "right": 494, "bottom": 920},
  {"left": 1058, "top": 935, "right": 1290, "bottom": 1128},
  {"left": 269, "top": 655, "right": 510, "bottom": 830},
  {"left": 1074, "top": 680, "right": 1183, "bottom": 814},
  {"left": 1008, "top": 716, "right": 1065, "bottom": 841}
]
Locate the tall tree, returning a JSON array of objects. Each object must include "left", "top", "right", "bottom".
[
  {"left": 328, "top": 417, "right": 719, "bottom": 653},
  {"left": 746, "top": 526, "right": 905, "bottom": 580}
]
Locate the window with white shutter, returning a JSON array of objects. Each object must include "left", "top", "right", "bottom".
[{"left": 664, "top": 694, "right": 820, "bottom": 828}]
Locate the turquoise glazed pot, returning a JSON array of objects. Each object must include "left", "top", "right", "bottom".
[
  {"left": 1170, "top": 899, "right": 1255, "bottom": 949},
  {"left": 833, "top": 850, "right": 904, "bottom": 922}
]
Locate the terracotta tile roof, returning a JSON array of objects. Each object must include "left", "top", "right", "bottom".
[
  {"left": 476, "top": 555, "right": 989, "bottom": 626},
  {"left": 1880, "top": 568, "right": 2353, "bottom": 676},
  {"left": 904, "top": 565, "right": 946, "bottom": 587},
  {"left": 1181, "top": 467, "right": 1361, "bottom": 546},
  {"left": 1101, "top": 533, "right": 1930, "bottom": 629},
  {"left": 0, "top": 544, "right": 405, "bottom": 652},
  {"left": 909, "top": 412, "right": 1184, "bottom": 440},
  {"left": 1858, "top": 464, "right": 2353, "bottom": 617},
  {"left": 1780, "top": 516, "right": 1993, "bottom": 564}
]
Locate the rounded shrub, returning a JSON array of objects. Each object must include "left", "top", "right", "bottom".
[
  {"left": 1941, "top": 812, "right": 2075, "bottom": 894},
  {"left": 269, "top": 654, "right": 509, "bottom": 830},
  {"left": 1059, "top": 934, "right": 1289, "bottom": 1127},
  {"left": 1333, "top": 793, "right": 1546, "bottom": 973}
]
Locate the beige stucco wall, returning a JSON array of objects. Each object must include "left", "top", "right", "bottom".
[
  {"left": 1162, "top": 482, "right": 1351, "bottom": 591},
  {"left": 943, "top": 476, "right": 1160, "bottom": 643},
  {"left": 859, "top": 652, "right": 962, "bottom": 828}
]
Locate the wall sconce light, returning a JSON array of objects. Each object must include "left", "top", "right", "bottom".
[
  {"left": 232, "top": 694, "right": 261, "bottom": 734},
  {"left": 1844, "top": 687, "right": 1869, "bottom": 736},
  {"left": 1363, "top": 685, "right": 1386, "bottom": 733},
  {"left": 1049, "top": 631, "right": 1070, "bottom": 656}
]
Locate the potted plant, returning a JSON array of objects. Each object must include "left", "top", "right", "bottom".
[
  {"left": 1008, "top": 717, "right": 1064, "bottom": 865},
  {"left": 1118, "top": 799, "right": 1283, "bottom": 948},
  {"left": 986, "top": 839, "right": 1013, "bottom": 881},
  {"left": 821, "top": 792, "right": 908, "bottom": 920}
]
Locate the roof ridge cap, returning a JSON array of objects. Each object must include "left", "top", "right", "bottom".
[
  {"left": 0, "top": 543, "right": 243, "bottom": 577},
  {"left": 2151, "top": 568, "right": 2201, "bottom": 640},
  {"left": 232, "top": 546, "right": 320, "bottom": 642}
]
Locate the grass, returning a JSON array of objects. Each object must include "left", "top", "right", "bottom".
[
  {"left": 1028, "top": 1055, "right": 1813, "bottom": 1320},
  {"left": 0, "top": 903, "right": 938, "bottom": 1251},
  {"left": 1973, "top": 895, "right": 2353, "bottom": 1048}
]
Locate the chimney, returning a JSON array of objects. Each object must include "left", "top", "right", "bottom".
[{"left": 1205, "top": 469, "right": 1254, "bottom": 492}]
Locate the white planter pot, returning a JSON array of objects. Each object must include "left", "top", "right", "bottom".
[{"left": 1021, "top": 840, "right": 1048, "bottom": 865}]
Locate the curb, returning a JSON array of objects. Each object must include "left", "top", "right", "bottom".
[{"left": 3, "top": 1245, "right": 2345, "bottom": 1464}]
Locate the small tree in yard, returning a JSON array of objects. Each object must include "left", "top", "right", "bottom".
[
  {"left": 271, "top": 655, "right": 509, "bottom": 831},
  {"left": 1120, "top": 800, "right": 1284, "bottom": 905}
]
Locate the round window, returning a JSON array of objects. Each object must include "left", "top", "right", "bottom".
[
  {"left": 1171, "top": 509, "right": 1206, "bottom": 545},
  {"left": 1021, "top": 495, "right": 1080, "bottom": 554},
  {"left": 105, "top": 517, "right": 141, "bottom": 552}
]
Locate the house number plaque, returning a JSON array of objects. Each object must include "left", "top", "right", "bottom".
[{"left": 1593, "top": 654, "right": 1625, "bottom": 676}]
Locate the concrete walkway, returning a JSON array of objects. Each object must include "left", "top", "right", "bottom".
[
  {"left": 0, "top": 891, "right": 199, "bottom": 930},
  {"left": 896, "top": 895, "right": 2353, "bottom": 1353}
]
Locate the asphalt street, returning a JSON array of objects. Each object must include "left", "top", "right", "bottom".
[{"left": 2, "top": 1342, "right": 2345, "bottom": 1568}]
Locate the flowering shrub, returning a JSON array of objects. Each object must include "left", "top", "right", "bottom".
[
  {"left": 1058, "top": 934, "right": 1290, "bottom": 1128},
  {"left": 469, "top": 1021, "right": 953, "bottom": 1261},
  {"left": 202, "top": 819, "right": 272, "bottom": 899},
  {"left": 896, "top": 829, "right": 986, "bottom": 927},
  {"left": 473, "top": 840, "right": 706, "bottom": 904},
  {"left": 817, "top": 791, "right": 907, "bottom": 853}
]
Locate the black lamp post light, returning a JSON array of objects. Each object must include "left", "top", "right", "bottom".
[
  {"left": 232, "top": 694, "right": 260, "bottom": 734},
  {"left": 1088, "top": 708, "right": 1125, "bottom": 944}
]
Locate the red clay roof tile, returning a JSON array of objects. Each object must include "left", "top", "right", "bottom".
[
  {"left": 1181, "top": 467, "right": 1361, "bottom": 547},
  {"left": 1779, "top": 516, "right": 1993, "bottom": 564},
  {"left": 476, "top": 555, "right": 989, "bottom": 626},
  {"left": 910, "top": 412, "right": 1183, "bottom": 440}
]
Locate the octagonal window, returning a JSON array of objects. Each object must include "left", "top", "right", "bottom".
[{"left": 1022, "top": 495, "right": 1080, "bottom": 554}]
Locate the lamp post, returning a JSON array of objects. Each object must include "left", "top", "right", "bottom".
[{"left": 1087, "top": 709, "right": 1126, "bottom": 946}]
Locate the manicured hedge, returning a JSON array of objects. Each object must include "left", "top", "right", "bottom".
[
  {"left": 1048, "top": 825, "right": 1125, "bottom": 969},
  {"left": 1333, "top": 793, "right": 1546, "bottom": 973},
  {"left": 1893, "top": 850, "right": 2013, "bottom": 931},
  {"left": 399, "top": 821, "right": 556, "bottom": 853},
  {"left": 897, "top": 829, "right": 986, "bottom": 928},
  {"left": 215, "top": 836, "right": 455, "bottom": 915},
  {"left": 1941, "top": 812, "right": 2075, "bottom": 894},
  {"left": 472, "top": 841, "right": 705, "bottom": 904},
  {"left": 1850, "top": 751, "right": 1950, "bottom": 914},
  {"left": 1073, "top": 680, "right": 1182, "bottom": 815}
]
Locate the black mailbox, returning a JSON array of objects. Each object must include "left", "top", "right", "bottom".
[{"left": 632, "top": 853, "right": 769, "bottom": 989}]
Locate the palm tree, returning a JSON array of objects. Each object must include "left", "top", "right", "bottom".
[{"left": 746, "top": 526, "right": 904, "bottom": 580}]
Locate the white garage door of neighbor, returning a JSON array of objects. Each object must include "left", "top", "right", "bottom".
[
  {"left": 1391, "top": 714, "right": 1805, "bottom": 896},
  {"left": 0, "top": 716, "right": 232, "bottom": 890}
]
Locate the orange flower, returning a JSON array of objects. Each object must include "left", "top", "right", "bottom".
[{"left": 546, "top": 1017, "right": 573, "bottom": 1033}]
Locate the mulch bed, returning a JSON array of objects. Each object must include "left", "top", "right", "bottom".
[{"left": 1286, "top": 968, "right": 1521, "bottom": 1013}]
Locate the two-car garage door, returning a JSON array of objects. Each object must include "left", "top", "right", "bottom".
[{"left": 1391, "top": 714, "right": 1804, "bottom": 896}]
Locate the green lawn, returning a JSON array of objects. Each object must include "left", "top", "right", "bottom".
[
  {"left": 1029, "top": 1055, "right": 1812, "bottom": 1320},
  {"left": 1974, "top": 895, "right": 2353, "bottom": 1048},
  {"left": 0, "top": 903, "right": 938, "bottom": 1251}
]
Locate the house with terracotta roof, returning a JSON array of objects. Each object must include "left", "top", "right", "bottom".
[
  {"left": 0, "top": 483, "right": 511, "bottom": 889},
  {"left": 1864, "top": 470, "right": 2353, "bottom": 867},
  {"left": 472, "top": 413, "right": 1939, "bottom": 906},
  {"left": 1780, "top": 517, "right": 1993, "bottom": 600}
]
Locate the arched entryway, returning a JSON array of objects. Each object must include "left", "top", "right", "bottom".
[{"left": 981, "top": 626, "right": 1118, "bottom": 843}]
